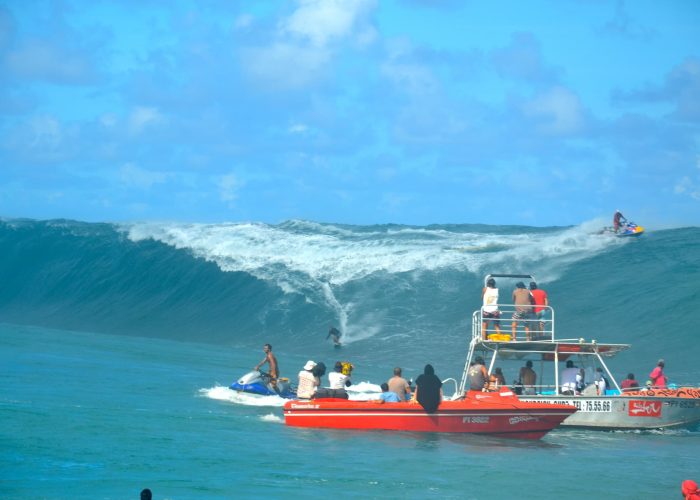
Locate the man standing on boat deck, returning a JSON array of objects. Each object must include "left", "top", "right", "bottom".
[
  {"left": 649, "top": 359, "right": 667, "bottom": 388},
  {"left": 511, "top": 282, "right": 535, "bottom": 341},
  {"left": 529, "top": 282, "right": 549, "bottom": 337},
  {"left": 254, "top": 343, "right": 279, "bottom": 388},
  {"left": 481, "top": 278, "right": 502, "bottom": 339}
]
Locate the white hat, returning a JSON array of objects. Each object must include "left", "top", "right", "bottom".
[{"left": 303, "top": 360, "right": 317, "bottom": 371}]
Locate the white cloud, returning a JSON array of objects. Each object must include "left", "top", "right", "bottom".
[
  {"left": 242, "top": 43, "right": 331, "bottom": 88},
  {"left": 234, "top": 14, "right": 254, "bottom": 30},
  {"left": 119, "top": 162, "right": 168, "bottom": 189},
  {"left": 30, "top": 115, "right": 62, "bottom": 150},
  {"left": 522, "top": 86, "right": 584, "bottom": 135},
  {"left": 128, "top": 106, "right": 163, "bottom": 135},
  {"left": 288, "top": 123, "right": 308, "bottom": 134},
  {"left": 282, "top": 0, "right": 377, "bottom": 47},
  {"left": 218, "top": 172, "right": 243, "bottom": 204}
]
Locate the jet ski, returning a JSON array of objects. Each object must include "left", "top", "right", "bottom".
[
  {"left": 599, "top": 221, "right": 645, "bottom": 237},
  {"left": 230, "top": 370, "right": 296, "bottom": 399}
]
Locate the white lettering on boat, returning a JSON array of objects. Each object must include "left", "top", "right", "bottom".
[
  {"left": 462, "top": 416, "right": 490, "bottom": 424},
  {"left": 509, "top": 416, "right": 539, "bottom": 425},
  {"left": 520, "top": 399, "right": 612, "bottom": 412}
]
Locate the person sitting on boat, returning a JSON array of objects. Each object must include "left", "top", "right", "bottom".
[
  {"left": 519, "top": 360, "right": 537, "bottom": 395},
  {"left": 297, "top": 360, "right": 320, "bottom": 399},
  {"left": 411, "top": 364, "right": 443, "bottom": 413},
  {"left": 373, "top": 382, "right": 402, "bottom": 403},
  {"left": 613, "top": 210, "right": 627, "bottom": 232},
  {"left": 594, "top": 367, "right": 608, "bottom": 395},
  {"left": 467, "top": 357, "right": 489, "bottom": 392},
  {"left": 560, "top": 360, "right": 580, "bottom": 395},
  {"left": 488, "top": 367, "right": 507, "bottom": 391},
  {"left": 682, "top": 479, "right": 700, "bottom": 500},
  {"left": 388, "top": 366, "right": 412, "bottom": 401},
  {"left": 481, "top": 278, "right": 502, "bottom": 339},
  {"left": 620, "top": 373, "right": 640, "bottom": 391},
  {"left": 254, "top": 343, "right": 279, "bottom": 389},
  {"left": 317, "top": 361, "right": 352, "bottom": 399},
  {"left": 528, "top": 282, "right": 548, "bottom": 337},
  {"left": 511, "top": 282, "right": 535, "bottom": 341},
  {"left": 649, "top": 359, "right": 668, "bottom": 388}
]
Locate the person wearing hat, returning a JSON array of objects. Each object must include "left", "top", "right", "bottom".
[
  {"left": 297, "top": 360, "right": 320, "bottom": 399},
  {"left": 649, "top": 359, "right": 667, "bottom": 388},
  {"left": 528, "top": 282, "right": 549, "bottom": 337},
  {"left": 511, "top": 281, "right": 535, "bottom": 341},
  {"left": 481, "top": 277, "right": 502, "bottom": 340}
]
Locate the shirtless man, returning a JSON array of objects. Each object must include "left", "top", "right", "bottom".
[
  {"left": 254, "top": 343, "right": 279, "bottom": 387},
  {"left": 519, "top": 360, "right": 537, "bottom": 395},
  {"left": 511, "top": 282, "right": 534, "bottom": 340}
]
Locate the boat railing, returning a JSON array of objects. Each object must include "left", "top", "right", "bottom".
[
  {"left": 473, "top": 303, "right": 555, "bottom": 342},
  {"left": 441, "top": 377, "right": 460, "bottom": 400}
]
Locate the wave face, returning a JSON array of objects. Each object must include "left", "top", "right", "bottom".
[{"left": 2, "top": 218, "right": 699, "bottom": 379}]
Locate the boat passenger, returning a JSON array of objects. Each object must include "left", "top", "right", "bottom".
[
  {"left": 682, "top": 479, "right": 700, "bottom": 500},
  {"left": 388, "top": 367, "right": 412, "bottom": 401},
  {"left": 314, "top": 361, "right": 352, "bottom": 399},
  {"left": 328, "top": 361, "right": 352, "bottom": 389},
  {"left": 620, "top": 373, "right": 640, "bottom": 391},
  {"left": 649, "top": 359, "right": 667, "bottom": 388},
  {"left": 481, "top": 278, "right": 502, "bottom": 339},
  {"left": 375, "top": 382, "right": 401, "bottom": 403},
  {"left": 594, "top": 367, "right": 608, "bottom": 395},
  {"left": 519, "top": 360, "right": 537, "bottom": 395},
  {"left": 488, "top": 367, "right": 507, "bottom": 391},
  {"left": 560, "top": 360, "right": 579, "bottom": 395},
  {"left": 411, "top": 364, "right": 443, "bottom": 413},
  {"left": 529, "top": 282, "right": 549, "bottom": 337},
  {"left": 511, "top": 282, "right": 535, "bottom": 341},
  {"left": 254, "top": 343, "right": 279, "bottom": 388},
  {"left": 297, "top": 360, "right": 320, "bottom": 399},
  {"left": 468, "top": 356, "right": 489, "bottom": 392}
]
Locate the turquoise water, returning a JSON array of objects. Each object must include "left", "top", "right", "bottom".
[{"left": 2, "top": 218, "right": 700, "bottom": 498}]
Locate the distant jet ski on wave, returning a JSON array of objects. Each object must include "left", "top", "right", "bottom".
[
  {"left": 599, "top": 210, "right": 645, "bottom": 237},
  {"left": 230, "top": 370, "right": 296, "bottom": 399},
  {"left": 599, "top": 221, "right": 645, "bottom": 237}
]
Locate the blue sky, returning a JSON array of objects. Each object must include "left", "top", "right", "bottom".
[{"left": 1, "top": 0, "right": 699, "bottom": 227}]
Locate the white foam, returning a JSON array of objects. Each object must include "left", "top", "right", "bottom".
[
  {"left": 200, "top": 386, "right": 287, "bottom": 407},
  {"left": 123, "top": 219, "right": 621, "bottom": 284},
  {"left": 124, "top": 219, "right": 624, "bottom": 342},
  {"left": 259, "top": 413, "right": 284, "bottom": 423}
]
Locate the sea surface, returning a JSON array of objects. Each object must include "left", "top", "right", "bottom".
[{"left": 1, "top": 217, "right": 699, "bottom": 499}]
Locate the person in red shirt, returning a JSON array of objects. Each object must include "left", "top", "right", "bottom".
[
  {"left": 682, "top": 480, "right": 700, "bottom": 500},
  {"left": 620, "top": 373, "right": 640, "bottom": 391},
  {"left": 649, "top": 359, "right": 667, "bottom": 388},
  {"left": 529, "top": 282, "right": 549, "bottom": 337}
]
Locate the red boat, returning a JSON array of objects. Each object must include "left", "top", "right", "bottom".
[{"left": 284, "top": 389, "right": 575, "bottom": 440}]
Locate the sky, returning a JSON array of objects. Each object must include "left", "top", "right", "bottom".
[{"left": 0, "top": 0, "right": 699, "bottom": 227}]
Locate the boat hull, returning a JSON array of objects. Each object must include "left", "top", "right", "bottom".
[
  {"left": 520, "top": 388, "right": 700, "bottom": 429},
  {"left": 284, "top": 391, "right": 576, "bottom": 439}
]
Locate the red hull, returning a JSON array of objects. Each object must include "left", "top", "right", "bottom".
[{"left": 284, "top": 390, "right": 576, "bottom": 440}]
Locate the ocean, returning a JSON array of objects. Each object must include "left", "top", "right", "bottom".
[{"left": 1, "top": 217, "right": 699, "bottom": 499}]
